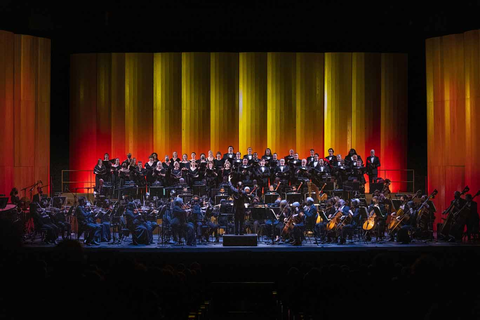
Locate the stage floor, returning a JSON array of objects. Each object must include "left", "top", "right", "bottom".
[{"left": 23, "top": 234, "right": 480, "bottom": 252}]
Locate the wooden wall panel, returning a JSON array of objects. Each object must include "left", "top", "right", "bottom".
[
  {"left": 324, "top": 53, "right": 352, "bottom": 158},
  {"left": 110, "top": 53, "right": 125, "bottom": 161},
  {"left": 153, "top": 53, "right": 182, "bottom": 157},
  {"left": 14, "top": 35, "right": 37, "bottom": 168},
  {"left": 70, "top": 54, "right": 97, "bottom": 189},
  {"left": 352, "top": 53, "right": 381, "bottom": 162},
  {"left": 465, "top": 30, "right": 480, "bottom": 197},
  {"left": 0, "top": 30, "right": 15, "bottom": 194},
  {"left": 267, "top": 52, "right": 296, "bottom": 158},
  {"left": 182, "top": 52, "right": 211, "bottom": 155},
  {"left": 296, "top": 53, "right": 324, "bottom": 159},
  {"left": 210, "top": 52, "right": 239, "bottom": 154},
  {"left": 380, "top": 53, "right": 408, "bottom": 193},
  {"left": 96, "top": 53, "right": 112, "bottom": 161},
  {"left": 125, "top": 53, "right": 153, "bottom": 162},
  {"left": 239, "top": 53, "right": 267, "bottom": 156}
]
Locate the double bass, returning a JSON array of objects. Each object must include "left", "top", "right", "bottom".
[
  {"left": 449, "top": 190, "right": 480, "bottom": 239},
  {"left": 440, "top": 186, "right": 469, "bottom": 238}
]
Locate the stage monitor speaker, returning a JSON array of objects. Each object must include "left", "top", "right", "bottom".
[
  {"left": 370, "top": 183, "right": 383, "bottom": 194},
  {"left": 223, "top": 234, "right": 257, "bottom": 246}
]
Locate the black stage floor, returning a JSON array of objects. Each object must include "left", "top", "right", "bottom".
[{"left": 22, "top": 234, "right": 480, "bottom": 252}]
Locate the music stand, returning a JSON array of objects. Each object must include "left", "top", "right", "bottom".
[
  {"left": 179, "top": 193, "right": 193, "bottom": 203},
  {"left": 53, "top": 196, "right": 66, "bottom": 209},
  {"left": 286, "top": 192, "right": 302, "bottom": 203},
  {"left": 150, "top": 186, "right": 165, "bottom": 198},
  {"left": 193, "top": 184, "right": 207, "bottom": 197},
  {"left": 264, "top": 193, "right": 279, "bottom": 204},
  {"left": 215, "top": 194, "right": 229, "bottom": 205}
]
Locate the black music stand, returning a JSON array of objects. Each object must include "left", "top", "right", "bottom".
[
  {"left": 264, "top": 193, "right": 279, "bottom": 204},
  {"left": 252, "top": 206, "right": 277, "bottom": 244},
  {"left": 149, "top": 185, "right": 165, "bottom": 198},
  {"left": 286, "top": 192, "right": 302, "bottom": 203},
  {"left": 192, "top": 184, "right": 207, "bottom": 197},
  {"left": 215, "top": 194, "right": 229, "bottom": 205},
  {"left": 53, "top": 196, "right": 66, "bottom": 209}
]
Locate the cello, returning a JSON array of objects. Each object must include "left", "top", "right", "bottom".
[{"left": 388, "top": 190, "right": 422, "bottom": 232}]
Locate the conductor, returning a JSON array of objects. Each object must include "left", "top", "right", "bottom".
[{"left": 228, "top": 176, "right": 251, "bottom": 235}]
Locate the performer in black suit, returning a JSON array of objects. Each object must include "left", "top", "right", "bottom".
[
  {"left": 325, "top": 148, "right": 336, "bottom": 167},
  {"left": 284, "top": 149, "right": 295, "bottom": 166},
  {"left": 366, "top": 149, "right": 381, "bottom": 184},
  {"left": 243, "top": 147, "right": 254, "bottom": 164},
  {"left": 223, "top": 146, "right": 235, "bottom": 163},
  {"left": 307, "top": 149, "right": 315, "bottom": 165},
  {"left": 275, "top": 158, "right": 290, "bottom": 187},
  {"left": 228, "top": 178, "right": 251, "bottom": 235},
  {"left": 255, "top": 159, "right": 271, "bottom": 195}
]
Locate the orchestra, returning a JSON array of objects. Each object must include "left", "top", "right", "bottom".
[{"left": 4, "top": 145, "right": 479, "bottom": 248}]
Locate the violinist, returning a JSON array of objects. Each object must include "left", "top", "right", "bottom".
[
  {"left": 30, "top": 199, "right": 59, "bottom": 244},
  {"left": 98, "top": 200, "right": 112, "bottom": 242},
  {"left": 75, "top": 198, "right": 101, "bottom": 245},
  {"left": 170, "top": 197, "right": 190, "bottom": 244},
  {"left": 124, "top": 201, "right": 149, "bottom": 245}
]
